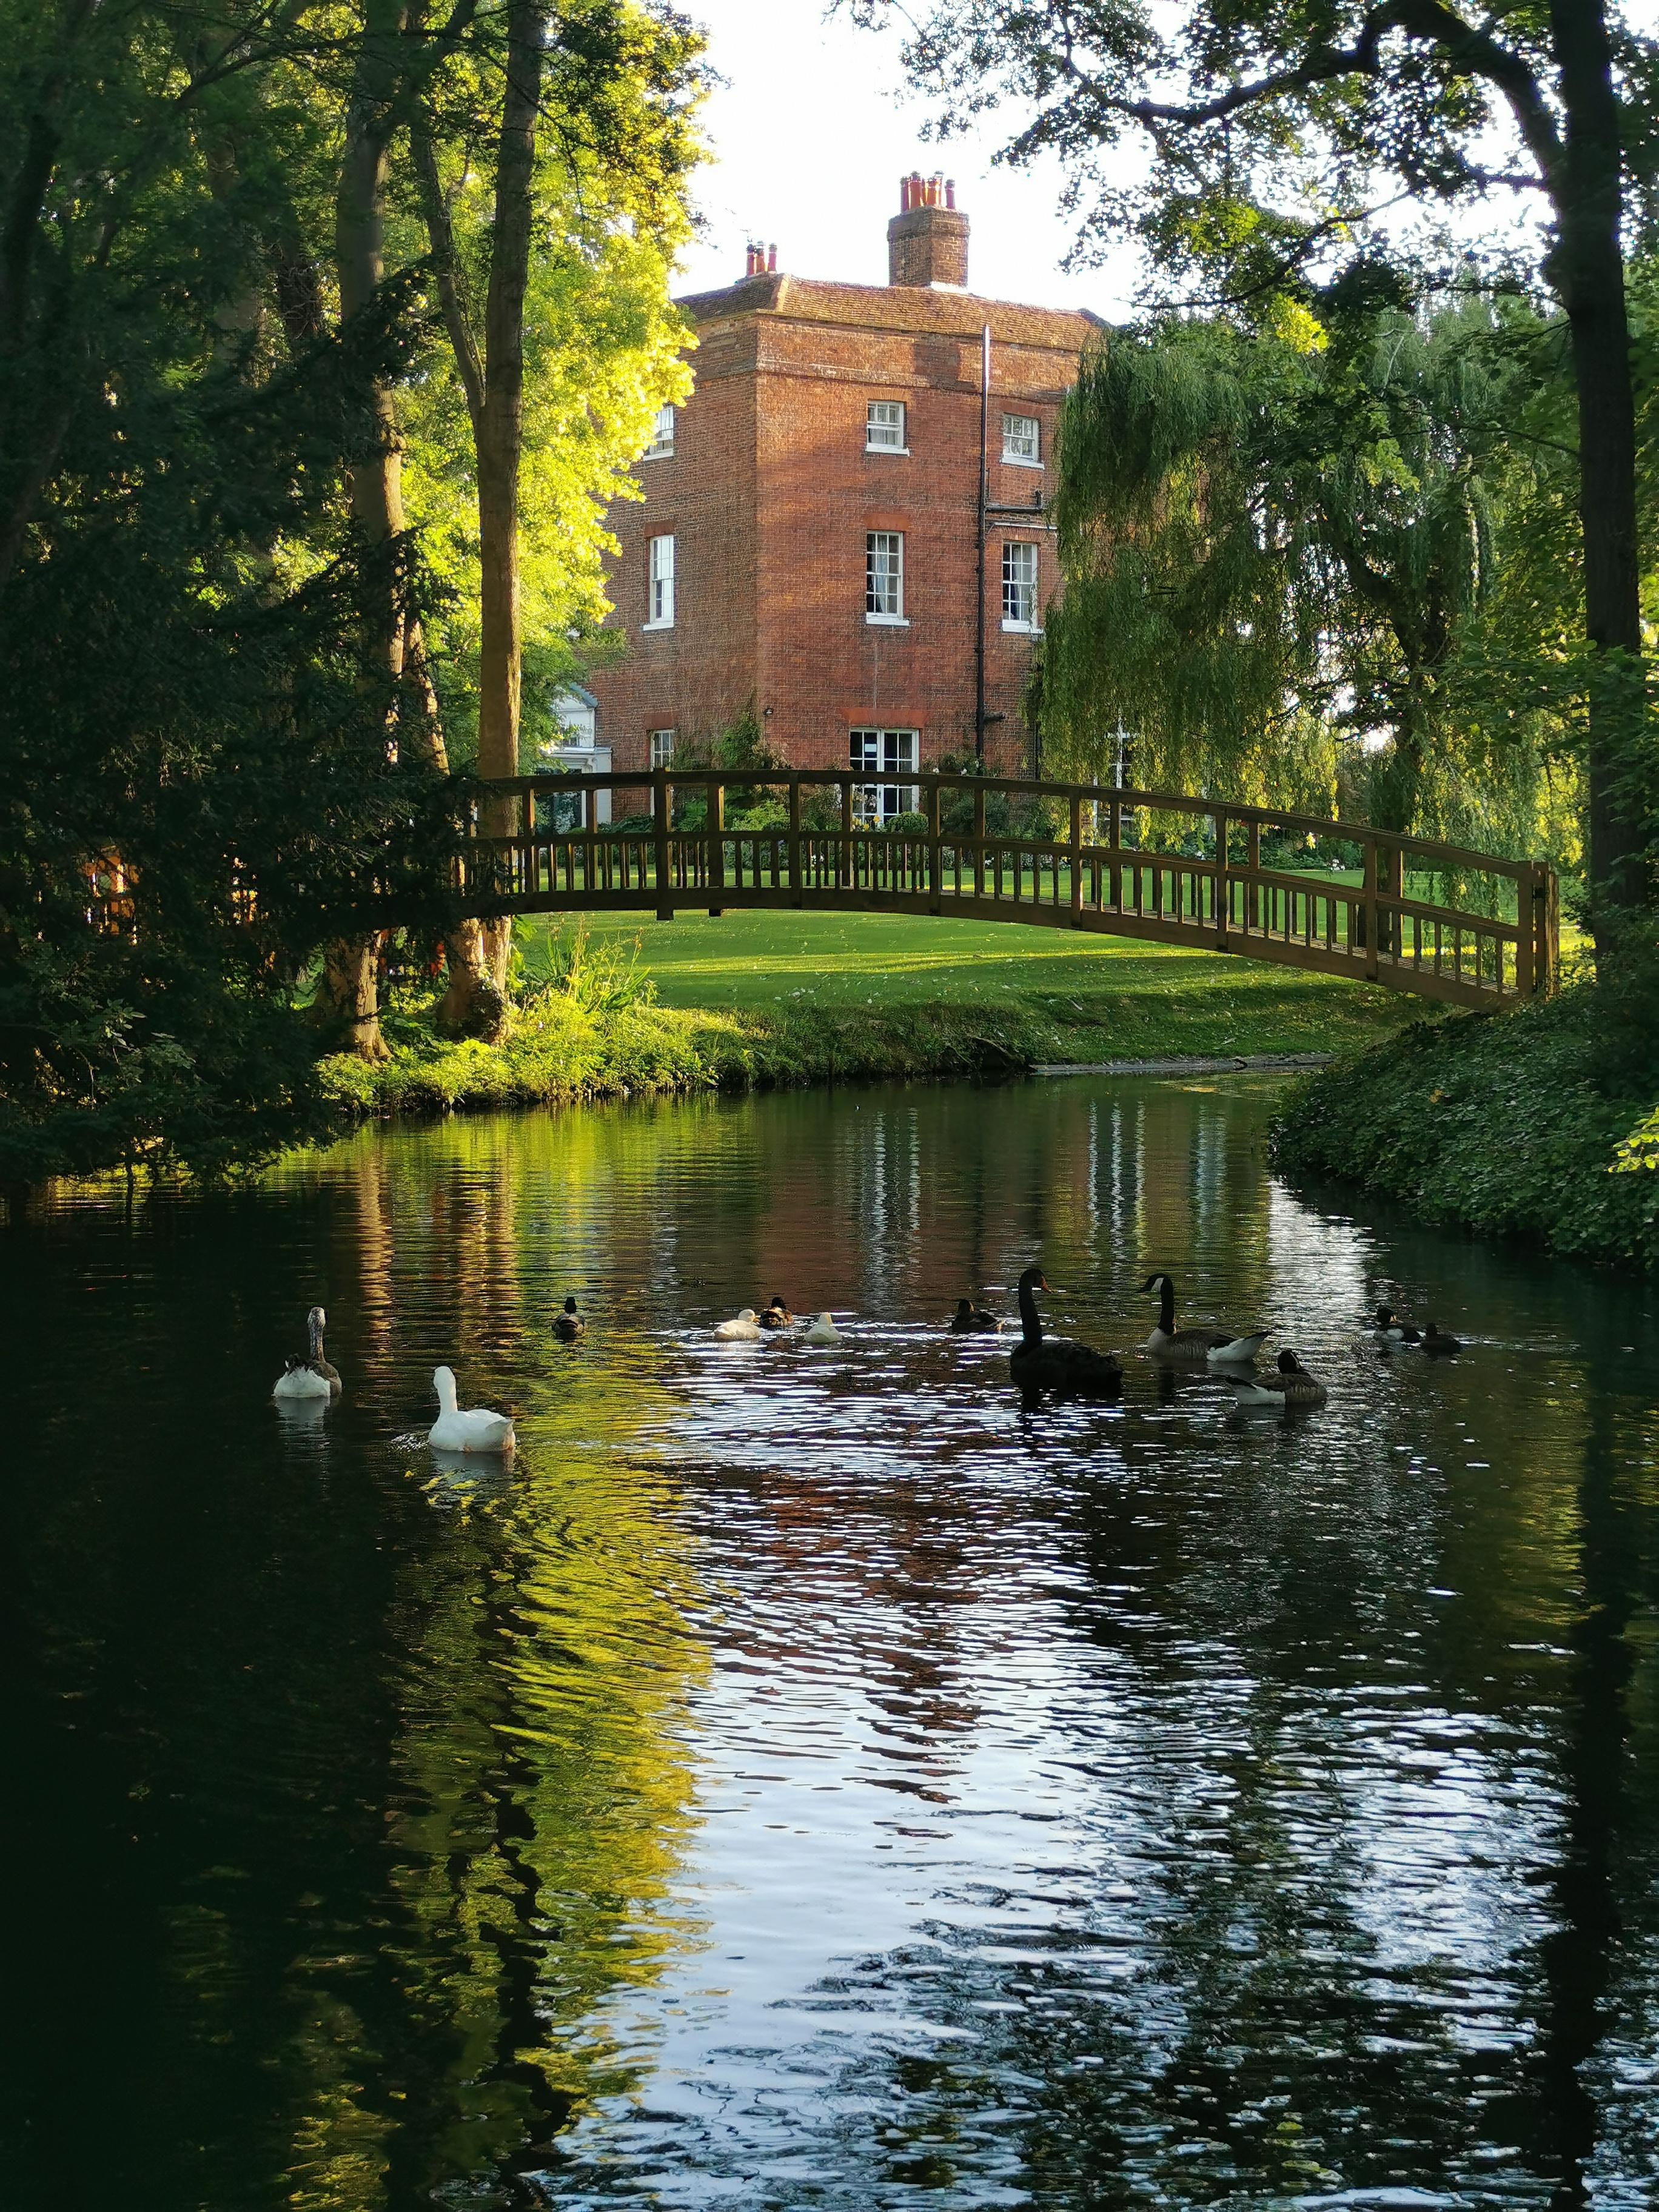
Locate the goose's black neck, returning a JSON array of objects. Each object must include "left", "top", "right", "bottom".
[
  {"left": 1156, "top": 1276, "right": 1175, "bottom": 1333},
  {"left": 1017, "top": 1269, "right": 1044, "bottom": 1345},
  {"left": 307, "top": 1312, "right": 324, "bottom": 1361}
]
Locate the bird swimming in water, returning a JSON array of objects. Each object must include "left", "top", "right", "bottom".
[
  {"left": 554, "top": 1296, "right": 585, "bottom": 1341},
  {"left": 951, "top": 1299, "right": 1004, "bottom": 1334},
  {"left": 1009, "top": 1267, "right": 1122, "bottom": 1398},
  {"left": 273, "top": 1305, "right": 340, "bottom": 1401},
  {"left": 1141, "top": 1273, "right": 1266, "bottom": 1365}
]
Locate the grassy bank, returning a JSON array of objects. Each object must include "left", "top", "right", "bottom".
[
  {"left": 322, "top": 911, "right": 1423, "bottom": 1118},
  {"left": 1270, "top": 983, "right": 1659, "bottom": 1272}
]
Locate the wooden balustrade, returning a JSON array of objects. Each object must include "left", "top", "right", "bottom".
[{"left": 461, "top": 771, "right": 1559, "bottom": 1010}]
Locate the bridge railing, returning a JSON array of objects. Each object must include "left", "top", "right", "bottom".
[{"left": 461, "top": 771, "right": 1558, "bottom": 1009}]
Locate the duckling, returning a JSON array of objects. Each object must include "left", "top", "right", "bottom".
[
  {"left": 1423, "top": 1321, "right": 1463, "bottom": 1356},
  {"left": 554, "top": 1296, "right": 585, "bottom": 1341},
  {"left": 1232, "top": 1349, "right": 1329, "bottom": 1409},
  {"left": 757, "top": 1296, "right": 794, "bottom": 1330},
  {"left": 715, "top": 1309, "right": 763, "bottom": 1341},
  {"left": 1010, "top": 1267, "right": 1122, "bottom": 1398},
  {"left": 272, "top": 1305, "right": 340, "bottom": 1401},
  {"left": 804, "top": 1312, "right": 842, "bottom": 1346},
  {"left": 1141, "top": 1273, "right": 1266, "bottom": 1365},
  {"left": 950, "top": 1298, "right": 1004, "bottom": 1334},
  {"left": 1373, "top": 1305, "right": 1422, "bottom": 1344}
]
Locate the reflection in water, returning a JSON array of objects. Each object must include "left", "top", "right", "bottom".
[{"left": 2, "top": 1075, "right": 1658, "bottom": 2208}]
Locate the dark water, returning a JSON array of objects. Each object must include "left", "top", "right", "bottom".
[{"left": 4, "top": 1074, "right": 1658, "bottom": 2211}]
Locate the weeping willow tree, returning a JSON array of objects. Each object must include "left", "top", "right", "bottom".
[{"left": 1042, "top": 278, "right": 1583, "bottom": 848}]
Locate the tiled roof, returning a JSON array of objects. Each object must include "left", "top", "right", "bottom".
[{"left": 677, "top": 272, "right": 1107, "bottom": 350}]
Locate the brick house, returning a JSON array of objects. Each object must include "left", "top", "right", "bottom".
[{"left": 580, "top": 175, "right": 1104, "bottom": 818}]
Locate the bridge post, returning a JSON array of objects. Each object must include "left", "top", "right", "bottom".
[
  {"left": 1245, "top": 818, "right": 1260, "bottom": 938},
  {"left": 653, "top": 770, "right": 673, "bottom": 920},
  {"left": 1213, "top": 807, "right": 1230, "bottom": 950},
  {"left": 926, "top": 780, "right": 942, "bottom": 914},
  {"left": 789, "top": 776, "right": 803, "bottom": 908},
  {"left": 1069, "top": 796, "right": 1082, "bottom": 926},
  {"left": 1361, "top": 837, "right": 1381, "bottom": 980},
  {"left": 840, "top": 778, "right": 853, "bottom": 890},
  {"left": 708, "top": 776, "right": 725, "bottom": 917},
  {"left": 973, "top": 783, "right": 985, "bottom": 901}
]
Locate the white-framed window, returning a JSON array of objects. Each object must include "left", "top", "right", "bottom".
[
  {"left": 1002, "top": 540, "right": 1040, "bottom": 631},
  {"left": 1002, "top": 411, "right": 1041, "bottom": 466},
  {"left": 648, "top": 729, "right": 675, "bottom": 769},
  {"left": 866, "top": 400, "right": 907, "bottom": 452},
  {"left": 645, "top": 534, "right": 675, "bottom": 628},
  {"left": 850, "top": 728, "right": 919, "bottom": 823},
  {"left": 866, "top": 531, "right": 905, "bottom": 622},
  {"left": 645, "top": 404, "right": 675, "bottom": 459}
]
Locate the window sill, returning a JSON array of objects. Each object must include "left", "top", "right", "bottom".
[
  {"left": 865, "top": 445, "right": 911, "bottom": 457},
  {"left": 643, "top": 449, "right": 674, "bottom": 462},
  {"left": 1002, "top": 454, "right": 1044, "bottom": 470},
  {"left": 641, "top": 618, "right": 675, "bottom": 632},
  {"left": 865, "top": 614, "right": 910, "bottom": 627},
  {"left": 1001, "top": 620, "right": 1044, "bottom": 635}
]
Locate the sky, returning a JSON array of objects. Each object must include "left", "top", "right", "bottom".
[{"left": 671, "top": 0, "right": 1142, "bottom": 318}]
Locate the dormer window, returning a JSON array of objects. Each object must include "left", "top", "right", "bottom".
[
  {"left": 866, "top": 400, "right": 907, "bottom": 453},
  {"left": 645, "top": 404, "right": 675, "bottom": 459},
  {"left": 1001, "top": 412, "right": 1041, "bottom": 466}
]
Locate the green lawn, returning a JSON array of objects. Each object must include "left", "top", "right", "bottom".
[{"left": 517, "top": 907, "right": 1429, "bottom": 1060}]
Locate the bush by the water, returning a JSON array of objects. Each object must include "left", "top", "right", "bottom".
[{"left": 1270, "top": 982, "right": 1659, "bottom": 1270}]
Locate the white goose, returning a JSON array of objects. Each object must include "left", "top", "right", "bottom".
[
  {"left": 803, "top": 1312, "right": 842, "bottom": 1345},
  {"left": 427, "top": 1366, "right": 515, "bottom": 1454},
  {"left": 273, "top": 1305, "right": 340, "bottom": 1401},
  {"left": 714, "top": 1309, "right": 763, "bottom": 1341}
]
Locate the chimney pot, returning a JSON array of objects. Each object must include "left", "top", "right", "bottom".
[{"left": 945, "top": 178, "right": 956, "bottom": 210}]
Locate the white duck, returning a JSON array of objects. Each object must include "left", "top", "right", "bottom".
[
  {"left": 714, "top": 1309, "right": 763, "bottom": 1340},
  {"left": 803, "top": 1312, "right": 842, "bottom": 1345},
  {"left": 273, "top": 1305, "right": 340, "bottom": 1401},
  {"left": 427, "top": 1366, "right": 515, "bottom": 1454}
]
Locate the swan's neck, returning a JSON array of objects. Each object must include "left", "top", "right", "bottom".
[
  {"left": 308, "top": 1313, "right": 324, "bottom": 1361},
  {"left": 435, "top": 1368, "right": 458, "bottom": 1415},
  {"left": 1156, "top": 1278, "right": 1175, "bottom": 1333},
  {"left": 1017, "top": 1276, "right": 1042, "bottom": 1345}
]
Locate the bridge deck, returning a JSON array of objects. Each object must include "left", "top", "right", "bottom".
[{"left": 466, "top": 773, "right": 1558, "bottom": 1011}]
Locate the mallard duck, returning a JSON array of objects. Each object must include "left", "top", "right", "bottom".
[
  {"left": 554, "top": 1296, "right": 585, "bottom": 1341},
  {"left": 758, "top": 1296, "right": 793, "bottom": 1330},
  {"left": 427, "top": 1366, "right": 515, "bottom": 1453},
  {"left": 1373, "top": 1305, "right": 1421, "bottom": 1343},
  {"left": 1141, "top": 1272, "right": 1265, "bottom": 1365},
  {"left": 715, "top": 1309, "right": 763, "bottom": 1341},
  {"left": 950, "top": 1299, "right": 1004, "bottom": 1334},
  {"left": 1423, "top": 1321, "right": 1463, "bottom": 1356},
  {"left": 1009, "top": 1267, "right": 1122, "bottom": 1397},
  {"left": 804, "top": 1312, "right": 842, "bottom": 1345},
  {"left": 1232, "top": 1349, "right": 1329, "bottom": 1408},
  {"left": 272, "top": 1305, "right": 340, "bottom": 1401}
]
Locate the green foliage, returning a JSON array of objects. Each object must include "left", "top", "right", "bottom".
[
  {"left": 1043, "top": 284, "right": 1583, "bottom": 854},
  {"left": 1271, "top": 987, "right": 1659, "bottom": 1271}
]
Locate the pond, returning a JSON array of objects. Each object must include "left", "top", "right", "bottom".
[{"left": 3, "top": 1073, "right": 1657, "bottom": 2210}]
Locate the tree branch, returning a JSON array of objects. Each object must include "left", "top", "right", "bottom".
[{"left": 411, "top": 104, "right": 484, "bottom": 430}]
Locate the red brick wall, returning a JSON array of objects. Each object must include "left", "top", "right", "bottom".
[{"left": 585, "top": 287, "right": 1091, "bottom": 783}]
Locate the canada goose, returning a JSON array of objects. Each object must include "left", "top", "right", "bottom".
[
  {"left": 758, "top": 1296, "right": 793, "bottom": 1330},
  {"left": 1232, "top": 1349, "right": 1329, "bottom": 1408},
  {"left": 1373, "top": 1305, "right": 1422, "bottom": 1343},
  {"left": 427, "top": 1366, "right": 515, "bottom": 1453},
  {"left": 804, "top": 1312, "right": 842, "bottom": 1345},
  {"left": 715, "top": 1309, "right": 763, "bottom": 1341},
  {"left": 1009, "top": 1267, "right": 1122, "bottom": 1397},
  {"left": 554, "top": 1297, "right": 585, "bottom": 1341},
  {"left": 272, "top": 1305, "right": 340, "bottom": 1401},
  {"left": 1423, "top": 1321, "right": 1463, "bottom": 1356},
  {"left": 1141, "top": 1273, "right": 1265, "bottom": 1364},
  {"left": 951, "top": 1299, "right": 1004, "bottom": 1334}
]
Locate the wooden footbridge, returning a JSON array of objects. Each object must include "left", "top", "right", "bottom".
[{"left": 464, "top": 771, "right": 1558, "bottom": 1010}]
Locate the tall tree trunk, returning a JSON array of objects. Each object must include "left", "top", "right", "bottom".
[
  {"left": 434, "top": 0, "right": 546, "bottom": 1031},
  {"left": 317, "top": 0, "right": 419, "bottom": 1063},
  {"left": 1549, "top": 0, "right": 1651, "bottom": 955}
]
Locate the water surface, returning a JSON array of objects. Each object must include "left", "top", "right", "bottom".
[{"left": 4, "top": 1074, "right": 1657, "bottom": 2208}]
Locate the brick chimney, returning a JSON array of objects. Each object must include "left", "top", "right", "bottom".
[{"left": 887, "top": 172, "right": 967, "bottom": 288}]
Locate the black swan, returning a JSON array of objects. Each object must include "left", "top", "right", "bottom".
[{"left": 1009, "top": 1268, "right": 1122, "bottom": 1396}]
